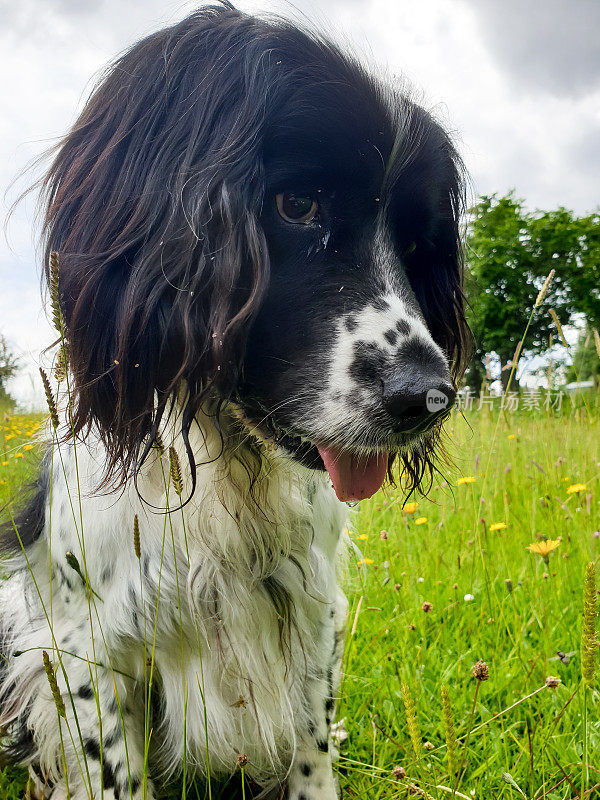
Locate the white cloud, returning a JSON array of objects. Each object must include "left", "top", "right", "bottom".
[{"left": 464, "top": 0, "right": 600, "bottom": 98}]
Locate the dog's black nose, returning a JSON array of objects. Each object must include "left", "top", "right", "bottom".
[{"left": 383, "top": 372, "right": 456, "bottom": 432}]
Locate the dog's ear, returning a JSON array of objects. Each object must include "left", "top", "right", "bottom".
[
  {"left": 386, "top": 104, "right": 472, "bottom": 386},
  {"left": 415, "top": 135, "right": 472, "bottom": 385},
  {"left": 40, "top": 7, "right": 270, "bottom": 482},
  {"left": 383, "top": 104, "right": 472, "bottom": 495}
]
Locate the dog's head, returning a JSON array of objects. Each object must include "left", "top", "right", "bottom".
[{"left": 42, "top": 3, "right": 471, "bottom": 498}]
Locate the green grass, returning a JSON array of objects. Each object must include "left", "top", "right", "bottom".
[
  {"left": 338, "top": 401, "right": 600, "bottom": 799},
  {"left": 1, "top": 397, "right": 600, "bottom": 799}
]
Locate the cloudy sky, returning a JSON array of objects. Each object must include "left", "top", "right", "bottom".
[{"left": 1, "top": 0, "right": 599, "bottom": 405}]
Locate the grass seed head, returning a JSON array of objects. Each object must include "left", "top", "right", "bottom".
[
  {"left": 593, "top": 328, "right": 600, "bottom": 359},
  {"left": 545, "top": 675, "right": 561, "bottom": 688},
  {"left": 581, "top": 561, "right": 598, "bottom": 686},
  {"left": 39, "top": 368, "right": 59, "bottom": 429},
  {"left": 169, "top": 446, "right": 183, "bottom": 496},
  {"left": 54, "top": 345, "right": 68, "bottom": 382},
  {"left": 441, "top": 685, "right": 458, "bottom": 776},
  {"left": 65, "top": 551, "right": 85, "bottom": 583},
  {"left": 549, "top": 308, "right": 569, "bottom": 347},
  {"left": 535, "top": 268, "right": 555, "bottom": 307},
  {"left": 49, "top": 251, "right": 65, "bottom": 336},
  {"left": 42, "top": 651, "right": 65, "bottom": 718},
  {"left": 401, "top": 683, "right": 422, "bottom": 758},
  {"left": 133, "top": 514, "right": 141, "bottom": 559}
]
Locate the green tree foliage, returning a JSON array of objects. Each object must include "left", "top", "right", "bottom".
[
  {"left": 0, "top": 334, "right": 19, "bottom": 407},
  {"left": 465, "top": 193, "right": 600, "bottom": 390},
  {"left": 529, "top": 209, "right": 600, "bottom": 330}
]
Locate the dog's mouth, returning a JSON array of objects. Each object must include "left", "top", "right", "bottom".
[
  {"left": 239, "top": 410, "right": 391, "bottom": 502},
  {"left": 315, "top": 444, "right": 390, "bottom": 502}
]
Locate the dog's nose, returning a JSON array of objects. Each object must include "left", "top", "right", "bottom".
[{"left": 383, "top": 371, "right": 456, "bottom": 432}]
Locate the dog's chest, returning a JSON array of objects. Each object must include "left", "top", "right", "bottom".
[
  {"left": 146, "top": 470, "right": 348, "bottom": 778},
  {"left": 46, "top": 438, "right": 348, "bottom": 780}
]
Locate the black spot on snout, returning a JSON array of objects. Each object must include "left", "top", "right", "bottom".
[
  {"left": 396, "top": 319, "right": 410, "bottom": 336},
  {"left": 348, "top": 341, "right": 388, "bottom": 388},
  {"left": 384, "top": 329, "right": 398, "bottom": 346}
]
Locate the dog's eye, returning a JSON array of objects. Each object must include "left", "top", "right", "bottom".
[{"left": 276, "top": 192, "right": 318, "bottom": 224}]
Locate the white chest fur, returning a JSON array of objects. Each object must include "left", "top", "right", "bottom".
[{"left": 34, "top": 420, "right": 349, "bottom": 785}]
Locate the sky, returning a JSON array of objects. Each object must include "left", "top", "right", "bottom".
[{"left": 1, "top": 0, "right": 599, "bottom": 405}]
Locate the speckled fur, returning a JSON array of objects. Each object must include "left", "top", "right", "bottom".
[{"left": 0, "top": 408, "right": 349, "bottom": 799}]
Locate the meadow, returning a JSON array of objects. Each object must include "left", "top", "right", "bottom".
[{"left": 1, "top": 393, "right": 599, "bottom": 799}]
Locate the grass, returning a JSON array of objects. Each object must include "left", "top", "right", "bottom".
[{"left": 1, "top": 395, "right": 599, "bottom": 799}]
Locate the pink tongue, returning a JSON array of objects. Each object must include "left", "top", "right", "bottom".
[{"left": 317, "top": 445, "right": 389, "bottom": 502}]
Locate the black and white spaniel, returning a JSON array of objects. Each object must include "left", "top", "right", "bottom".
[{"left": 0, "top": 3, "right": 470, "bottom": 798}]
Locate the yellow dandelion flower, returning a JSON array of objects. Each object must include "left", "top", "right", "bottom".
[
  {"left": 526, "top": 539, "right": 561, "bottom": 557},
  {"left": 508, "top": 434, "right": 515, "bottom": 440},
  {"left": 566, "top": 483, "right": 587, "bottom": 494},
  {"left": 457, "top": 476, "right": 476, "bottom": 485},
  {"left": 414, "top": 517, "right": 427, "bottom": 525},
  {"left": 5, "top": 434, "right": 15, "bottom": 441},
  {"left": 357, "top": 558, "right": 374, "bottom": 566},
  {"left": 0, "top": 479, "right": 5, "bottom": 485},
  {"left": 489, "top": 522, "right": 507, "bottom": 531},
  {"left": 1, "top": 461, "right": 8, "bottom": 466},
  {"left": 357, "top": 533, "right": 369, "bottom": 541},
  {"left": 14, "top": 452, "right": 23, "bottom": 459},
  {"left": 23, "top": 444, "right": 33, "bottom": 451},
  {"left": 403, "top": 501, "right": 418, "bottom": 513}
]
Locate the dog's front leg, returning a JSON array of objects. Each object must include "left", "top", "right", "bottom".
[
  {"left": 287, "top": 741, "right": 339, "bottom": 800},
  {"left": 287, "top": 591, "right": 347, "bottom": 800},
  {"left": 286, "top": 668, "right": 341, "bottom": 800}
]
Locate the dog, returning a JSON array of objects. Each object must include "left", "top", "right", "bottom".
[{"left": 0, "top": 3, "right": 469, "bottom": 798}]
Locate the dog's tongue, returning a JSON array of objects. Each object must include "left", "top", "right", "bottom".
[{"left": 317, "top": 445, "right": 389, "bottom": 502}]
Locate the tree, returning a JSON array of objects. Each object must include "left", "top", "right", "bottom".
[
  {"left": 465, "top": 193, "right": 599, "bottom": 390},
  {"left": 562, "top": 212, "right": 600, "bottom": 330},
  {"left": 0, "top": 334, "right": 19, "bottom": 407}
]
